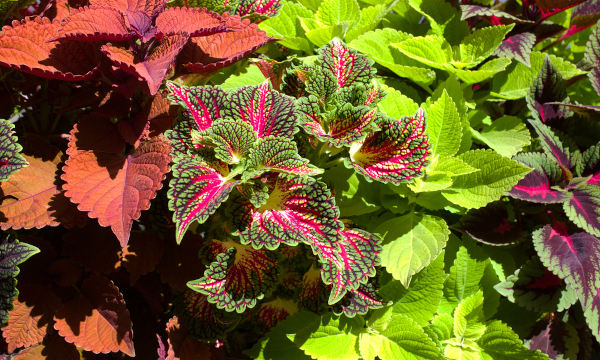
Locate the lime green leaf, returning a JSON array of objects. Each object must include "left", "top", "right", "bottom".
[
  {"left": 359, "top": 333, "right": 381, "bottom": 360},
  {"left": 304, "top": 22, "right": 347, "bottom": 47},
  {"left": 426, "top": 90, "right": 462, "bottom": 158},
  {"left": 346, "top": 4, "right": 388, "bottom": 42},
  {"left": 376, "top": 82, "right": 420, "bottom": 118},
  {"left": 407, "top": 0, "right": 469, "bottom": 43},
  {"left": 349, "top": 29, "right": 436, "bottom": 84},
  {"left": 453, "top": 58, "right": 512, "bottom": 84},
  {"left": 289, "top": 316, "right": 360, "bottom": 360},
  {"left": 426, "top": 313, "right": 454, "bottom": 347},
  {"left": 259, "top": 1, "right": 314, "bottom": 52},
  {"left": 470, "top": 116, "right": 531, "bottom": 158},
  {"left": 298, "top": 0, "right": 321, "bottom": 10},
  {"left": 221, "top": 64, "right": 266, "bottom": 89},
  {"left": 454, "top": 291, "right": 486, "bottom": 341},
  {"left": 409, "top": 173, "right": 454, "bottom": 193},
  {"left": 316, "top": 0, "right": 360, "bottom": 27},
  {"left": 440, "top": 246, "right": 488, "bottom": 314},
  {"left": 478, "top": 321, "right": 550, "bottom": 360},
  {"left": 381, "top": 252, "right": 446, "bottom": 326},
  {"left": 392, "top": 35, "right": 454, "bottom": 71},
  {"left": 430, "top": 156, "right": 479, "bottom": 177},
  {"left": 379, "top": 314, "right": 444, "bottom": 360},
  {"left": 441, "top": 149, "right": 531, "bottom": 209},
  {"left": 491, "top": 52, "right": 587, "bottom": 100},
  {"left": 377, "top": 213, "right": 449, "bottom": 287},
  {"left": 444, "top": 339, "right": 482, "bottom": 360},
  {"left": 458, "top": 25, "right": 514, "bottom": 69}
]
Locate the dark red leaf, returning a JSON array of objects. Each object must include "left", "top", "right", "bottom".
[
  {"left": 54, "top": 6, "right": 134, "bottom": 42},
  {"left": 154, "top": 7, "right": 225, "bottom": 38}
]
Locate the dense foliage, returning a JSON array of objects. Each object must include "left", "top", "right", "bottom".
[{"left": 0, "top": 0, "right": 600, "bottom": 359}]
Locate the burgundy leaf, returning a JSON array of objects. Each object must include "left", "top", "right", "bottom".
[
  {"left": 509, "top": 152, "right": 571, "bottom": 203},
  {"left": 526, "top": 56, "right": 571, "bottom": 123},
  {"left": 494, "top": 32, "right": 536, "bottom": 67},
  {"left": 126, "top": 10, "right": 155, "bottom": 42},
  {"left": 102, "top": 34, "right": 189, "bottom": 94},
  {"left": 460, "top": 202, "right": 528, "bottom": 245},
  {"left": 581, "top": 142, "right": 600, "bottom": 184},
  {"left": 528, "top": 119, "right": 576, "bottom": 171},
  {"left": 0, "top": 17, "right": 98, "bottom": 80},
  {"left": 252, "top": 58, "right": 288, "bottom": 91},
  {"left": 563, "top": 184, "right": 600, "bottom": 237},
  {"left": 175, "top": 290, "right": 240, "bottom": 340},
  {"left": 585, "top": 18, "right": 600, "bottom": 97},
  {"left": 226, "top": 82, "right": 298, "bottom": 139},
  {"left": 348, "top": 110, "right": 430, "bottom": 184},
  {"left": 529, "top": 0, "right": 586, "bottom": 21},
  {"left": 553, "top": 0, "right": 600, "bottom": 45},
  {"left": 528, "top": 318, "right": 572, "bottom": 358},
  {"left": 54, "top": 6, "right": 134, "bottom": 42},
  {"left": 178, "top": 15, "right": 276, "bottom": 73},
  {"left": 154, "top": 7, "right": 225, "bottom": 38}
]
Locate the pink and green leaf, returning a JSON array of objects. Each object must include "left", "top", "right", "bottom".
[
  {"left": 509, "top": 152, "right": 571, "bottom": 203},
  {"left": 347, "top": 110, "right": 430, "bottom": 184},
  {"left": 494, "top": 32, "right": 536, "bottom": 67},
  {"left": 236, "top": 174, "right": 342, "bottom": 250},
  {"left": 334, "top": 282, "right": 384, "bottom": 317},
  {"left": 226, "top": 82, "right": 298, "bottom": 139},
  {"left": 206, "top": 119, "right": 257, "bottom": 164},
  {"left": 187, "top": 241, "right": 278, "bottom": 313},
  {"left": 318, "top": 38, "right": 375, "bottom": 90},
  {"left": 529, "top": 119, "right": 577, "bottom": 171},
  {"left": 168, "top": 158, "right": 239, "bottom": 243},
  {"left": 562, "top": 184, "right": 600, "bottom": 237},
  {"left": 460, "top": 5, "right": 525, "bottom": 23},
  {"left": 581, "top": 142, "right": 600, "bottom": 184},
  {"left": 526, "top": 55, "right": 571, "bottom": 123},
  {"left": 236, "top": 0, "right": 282, "bottom": 17},
  {"left": 243, "top": 136, "right": 322, "bottom": 180},
  {"left": 299, "top": 266, "right": 327, "bottom": 312},
  {"left": 585, "top": 18, "right": 600, "bottom": 97},
  {"left": 0, "top": 120, "right": 27, "bottom": 182}
]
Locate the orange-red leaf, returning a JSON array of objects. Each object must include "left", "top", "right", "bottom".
[
  {"left": 53, "top": 274, "right": 135, "bottom": 357},
  {"left": 55, "top": 6, "right": 133, "bottom": 42},
  {"left": 0, "top": 17, "right": 98, "bottom": 80},
  {"left": 90, "top": 0, "right": 166, "bottom": 17},
  {"left": 2, "top": 285, "right": 60, "bottom": 353},
  {"left": 0, "top": 140, "right": 85, "bottom": 230},
  {"left": 155, "top": 7, "right": 225, "bottom": 37},
  {"left": 102, "top": 34, "right": 189, "bottom": 94},
  {"left": 11, "top": 333, "right": 79, "bottom": 360},
  {"left": 179, "top": 15, "right": 275, "bottom": 73},
  {"left": 62, "top": 118, "right": 171, "bottom": 246}
]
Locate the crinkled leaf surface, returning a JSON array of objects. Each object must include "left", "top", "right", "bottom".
[
  {"left": 470, "top": 116, "right": 531, "bottom": 158},
  {"left": 478, "top": 320, "right": 549, "bottom": 359},
  {"left": 0, "top": 120, "right": 27, "bottom": 182},
  {"left": 237, "top": 0, "right": 282, "bottom": 16},
  {"left": 53, "top": 274, "right": 134, "bottom": 356},
  {"left": 426, "top": 90, "right": 462, "bottom": 158},
  {"left": 206, "top": 119, "right": 256, "bottom": 164},
  {"left": 377, "top": 213, "right": 449, "bottom": 287},
  {"left": 458, "top": 25, "right": 514, "bottom": 69},
  {"left": 509, "top": 152, "right": 570, "bottom": 203},
  {"left": 563, "top": 184, "right": 600, "bottom": 237},
  {"left": 585, "top": 18, "right": 600, "bottom": 97},
  {"left": 529, "top": 119, "right": 576, "bottom": 171},
  {"left": 287, "top": 315, "right": 360, "bottom": 360},
  {"left": 348, "top": 110, "right": 430, "bottom": 184},
  {"left": 154, "top": 7, "right": 225, "bottom": 37},
  {"left": 494, "top": 32, "right": 536, "bottom": 67},
  {"left": 319, "top": 38, "right": 374, "bottom": 89},
  {"left": 526, "top": 56, "right": 571, "bottom": 123},
  {"left": 54, "top": 6, "right": 133, "bottom": 42}
]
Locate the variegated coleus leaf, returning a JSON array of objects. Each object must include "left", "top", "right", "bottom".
[
  {"left": 526, "top": 55, "right": 572, "bottom": 123},
  {"left": 334, "top": 282, "right": 384, "bottom": 317},
  {"left": 187, "top": 240, "right": 278, "bottom": 313},
  {"left": 225, "top": 82, "right": 299, "bottom": 139},
  {"left": 243, "top": 136, "right": 323, "bottom": 181},
  {"left": 333, "top": 82, "right": 386, "bottom": 109},
  {"left": 533, "top": 223, "right": 600, "bottom": 341},
  {"left": 205, "top": 118, "right": 256, "bottom": 164},
  {"left": 0, "top": 120, "right": 27, "bottom": 182},
  {"left": 460, "top": 4, "right": 526, "bottom": 22},
  {"left": 347, "top": 109, "right": 430, "bottom": 184},
  {"left": 529, "top": 119, "right": 578, "bottom": 172},
  {"left": 494, "top": 32, "right": 536, "bottom": 67},
  {"left": 495, "top": 256, "right": 577, "bottom": 312},
  {"left": 299, "top": 98, "right": 378, "bottom": 148},
  {"left": 318, "top": 39, "right": 375, "bottom": 90},
  {"left": 318, "top": 228, "right": 381, "bottom": 305},
  {"left": 509, "top": 152, "right": 572, "bottom": 203},
  {"left": 236, "top": 0, "right": 282, "bottom": 17},
  {"left": 256, "top": 298, "right": 298, "bottom": 329},
  {"left": 460, "top": 202, "right": 527, "bottom": 246},
  {"left": 236, "top": 174, "right": 342, "bottom": 250},
  {"left": 563, "top": 184, "right": 600, "bottom": 237},
  {"left": 165, "top": 82, "right": 227, "bottom": 157},
  {"left": 581, "top": 142, "right": 600, "bottom": 184},
  {"left": 586, "top": 18, "right": 600, "bottom": 97},
  {"left": 168, "top": 157, "right": 239, "bottom": 243},
  {"left": 299, "top": 265, "right": 328, "bottom": 312},
  {"left": 174, "top": 290, "right": 240, "bottom": 340}
]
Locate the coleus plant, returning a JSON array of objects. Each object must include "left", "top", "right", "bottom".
[{"left": 166, "top": 38, "right": 430, "bottom": 315}]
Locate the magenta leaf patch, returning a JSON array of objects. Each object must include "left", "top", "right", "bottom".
[
  {"left": 168, "top": 158, "right": 239, "bottom": 243},
  {"left": 509, "top": 152, "right": 571, "bottom": 203},
  {"left": 533, "top": 224, "right": 600, "bottom": 323},
  {"left": 0, "top": 120, "right": 27, "bottom": 182},
  {"left": 526, "top": 56, "right": 572, "bottom": 123},
  {"left": 206, "top": 119, "right": 257, "bottom": 164},
  {"left": 319, "top": 39, "right": 375, "bottom": 90},
  {"left": 581, "top": 142, "right": 600, "bottom": 184},
  {"left": 243, "top": 136, "right": 323, "bottom": 181},
  {"left": 562, "top": 184, "right": 600, "bottom": 237},
  {"left": 347, "top": 110, "right": 430, "bottom": 184},
  {"left": 165, "top": 82, "right": 227, "bottom": 157},
  {"left": 236, "top": 0, "right": 282, "bottom": 17},
  {"left": 236, "top": 174, "right": 342, "bottom": 250},
  {"left": 226, "top": 82, "right": 299, "bottom": 139},
  {"left": 460, "top": 202, "right": 528, "bottom": 246},
  {"left": 187, "top": 242, "right": 278, "bottom": 313},
  {"left": 494, "top": 32, "right": 536, "bottom": 67}
]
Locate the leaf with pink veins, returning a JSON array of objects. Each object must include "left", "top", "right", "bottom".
[{"left": 509, "top": 152, "right": 571, "bottom": 203}]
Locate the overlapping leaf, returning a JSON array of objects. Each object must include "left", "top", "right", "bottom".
[
  {"left": 299, "top": 266, "right": 327, "bottom": 312},
  {"left": 348, "top": 110, "right": 429, "bottom": 184},
  {"left": 0, "top": 120, "right": 27, "bottom": 182},
  {"left": 586, "top": 18, "right": 600, "bottom": 97},
  {"left": 236, "top": 0, "right": 282, "bottom": 17},
  {"left": 0, "top": 17, "right": 98, "bottom": 80},
  {"left": 187, "top": 241, "right": 278, "bottom": 312},
  {"left": 335, "top": 282, "right": 383, "bottom": 317},
  {"left": 563, "top": 184, "right": 600, "bottom": 237},
  {"left": 168, "top": 157, "right": 239, "bottom": 243},
  {"left": 318, "top": 38, "right": 375, "bottom": 89},
  {"left": 236, "top": 174, "right": 342, "bottom": 250},
  {"left": 529, "top": 119, "right": 577, "bottom": 171},
  {"left": 257, "top": 298, "right": 297, "bottom": 329},
  {"left": 62, "top": 117, "right": 171, "bottom": 246},
  {"left": 154, "top": 7, "right": 225, "bottom": 37},
  {"left": 54, "top": 6, "right": 133, "bottom": 42},
  {"left": 206, "top": 119, "right": 256, "bottom": 164},
  {"left": 509, "top": 152, "right": 571, "bottom": 203},
  {"left": 460, "top": 202, "right": 527, "bottom": 246},
  {"left": 174, "top": 291, "right": 239, "bottom": 340},
  {"left": 526, "top": 56, "right": 571, "bottom": 123},
  {"left": 494, "top": 33, "right": 536, "bottom": 67}
]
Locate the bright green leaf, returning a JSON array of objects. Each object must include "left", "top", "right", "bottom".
[
  {"left": 316, "top": 0, "right": 360, "bottom": 27},
  {"left": 470, "top": 116, "right": 531, "bottom": 158},
  {"left": 289, "top": 316, "right": 360, "bottom": 360},
  {"left": 453, "top": 291, "right": 486, "bottom": 341},
  {"left": 392, "top": 35, "right": 454, "bottom": 71},
  {"left": 426, "top": 90, "right": 463, "bottom": 157},
  {"left": 458, "top": 25, "right": 514, "bottom": 69},
  {"left": 379, "top": 314, "right": 444, "bottom": 360},
  {"left": 259, "top": 2, "right": 314, "bottom": 52},
  {"left": 376, "top": 82, "right": 420, "bottom": 118}
]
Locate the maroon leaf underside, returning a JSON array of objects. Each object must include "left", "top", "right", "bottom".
[
  {"left": 0, "top": 17, "right": 98, "bottom": 80},
  {"left": 101, "top": 34, "right": 189, "bottom": 95},
  {"left": 154, "top": 7, "right": 226, "bottom": 38},
  {"left": 54, "top": 6, "right": 134, "bottom": 42},
  {"left": 178, "top": 16, "right": 276, "bottom": 73}
]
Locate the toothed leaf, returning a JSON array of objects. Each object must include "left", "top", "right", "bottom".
[
  {"left": 585, "top": 18, "right": 600, "bottom": 97},
  {"left": 0, "top": 120, "right": 27, "bottom": 182},
  {"left": 236, "top": 0, "right": 282, "bottom": 16},
  {"left": 526, "top": 56, "right": 572, "bottom": 123},
  {"left": 54, "top": 6, "right": 133, "bottom": 42},
  {"left": 244, "top": 136, "right": 322, "bottom": 180},
  {"left": 509, "top": 152, "right": 571, "bottom": 203},
  {"left": 206, "top": 119, "right": 256, "bottom": 164},
  {"left": 154, "top": 7, "right": 225, "bottom": 37},
  {"left": 529, "top": 119, "right": 577, "bottom": 171},
  {"left": 318, "top": 38, "right": 375, "bottom": 89},
  {"left": 335, "top": 282, "right": 384, "bottom": 317},
  {"left": 563, "top": 184, "right": 600, "bottom": 237},
  {"left": 168, "top": 158, "right": 239, "bottom": 243},
  {"left": 348, "top": 109, "right": 430, "bottom": 184},
  {"left": 494, "top": 32, "right": 536, "bottom": 67}
]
